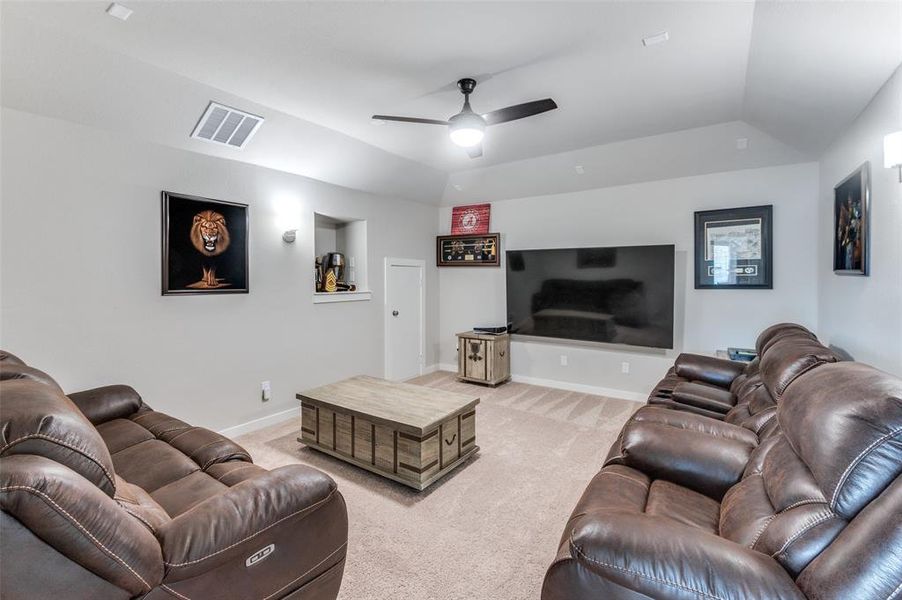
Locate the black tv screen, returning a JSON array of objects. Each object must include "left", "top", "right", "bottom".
[{"left": 506, "top": 244, "right": 675, "bottom": 349}]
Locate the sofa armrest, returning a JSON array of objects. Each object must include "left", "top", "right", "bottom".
[
  {"left": 67, "top": 385, "right": 144, "bottom": 425},
  {"left": 1, "top": 455, "right": 163, "bottom": 596},
  {"left": 564, "top": 513, "right": 805, "bottom": 600},
  {"left": 158, "top": 465, "right": 347, "bottom": 597},
  {"left": 671, "top": 381, "right": 736, "bottom": 414},
  {"left": 614, "top": 411, "right": 757, "bottom": 499},
  {"left": 674, "top": 353, "right": 746, "bottom": 388}
]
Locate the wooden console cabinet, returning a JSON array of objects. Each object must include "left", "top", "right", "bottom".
[{"left": 456, "top": 331, "right": 510, "bottom": 386}]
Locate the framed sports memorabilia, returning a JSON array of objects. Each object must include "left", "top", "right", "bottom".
[
  {"left": 162, "top": 191, "right": 249, "bottom": 295},
  {"left": 833, "top": 162, "right": 870, "bottom": 275},
  {"left": 437, "top": 233, "right": 500, "bottom": 267},
  {"left": 450, "top": 203, "right": 491, "bottom": 235},
  {"left": 694, "top": 205, "right": 772, "bottom": 289}
]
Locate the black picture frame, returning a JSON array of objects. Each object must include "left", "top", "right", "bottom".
[
  {"left": 436, "top": 233, "right": 500, "bottom": 267},
  {"left": 162, "top": 191, "right": 249, "bottom": 295},
  {"left": 833, "top": 162, "right": 870, "bottom": 276},
  {"left": 694, "top": 205, "right": 773, "bottom": 289}
]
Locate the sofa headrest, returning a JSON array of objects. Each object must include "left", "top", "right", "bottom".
[
  {"left": 759, "top": 336, "right": 838, "bottom": 400},
  {"left": 779, "top": 362, "right": 902, "bottom": 520},
  {"left": 0, "top": 379, "right": 116, "bottom": 496},
  {"left": 0, "top": 362, "right": 63, "bottom": 392},
  {"left": 0, "top": 350, "right": 25, "bottom": 365},
  {"left": 754, "top": 323, "right": 813, "bottom": 355}
]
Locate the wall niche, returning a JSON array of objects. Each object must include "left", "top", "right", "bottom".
[{"left": 312, "top": 212, "right": 371, "bottom": 303}]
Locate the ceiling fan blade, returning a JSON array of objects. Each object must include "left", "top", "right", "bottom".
[
  {"left": 465, "top": 144, "right": 483, "bottom": 159},
  {"left": 483, "top": 99, "right": 558, "bottom": 126},
  {"left": 371, "top": 115, "right": 449, "bottom": 126}
]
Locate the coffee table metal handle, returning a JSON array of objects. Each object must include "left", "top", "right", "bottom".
[{"left": 392, "top": 310, "right": 399, "bottom": 317}]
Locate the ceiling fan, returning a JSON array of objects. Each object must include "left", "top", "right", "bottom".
[{"left": 372, "top": 78, "right": 557, "bottom": 159}]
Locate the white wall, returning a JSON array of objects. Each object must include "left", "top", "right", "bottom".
[
  {"left": 817, "top": 66, "right": 902, "bottom": 375},
  {"left": 438, "top": 163, "right": 820, "bottom": 397},
  {"left": 0, "top": 108, "right": 440, "bottom": 433}
]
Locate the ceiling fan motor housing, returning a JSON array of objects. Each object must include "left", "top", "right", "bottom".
[{"left": 457, "top": 78, "right": 477, "bottom": 95}]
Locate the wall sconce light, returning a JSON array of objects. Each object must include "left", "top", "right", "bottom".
[
  {"left": 282, "top": 229, "right": 298, "bottom": 243},
  {"left": 885, "top": 130, "right": 902, "bottom": 182}
]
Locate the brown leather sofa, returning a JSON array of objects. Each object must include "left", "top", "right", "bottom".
[
  {"left": 543, "top": 326, "right": 902, "bottom": 600},
  {"left": 0, "top": 352, "right": 348, "bottom": 600}
]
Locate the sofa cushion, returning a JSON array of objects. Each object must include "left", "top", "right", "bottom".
[
  {"left": 207, "top": 461, "right": 268, "bottom": 486},
  {"left": 779, "top": 362, "right": 902, "bottom": 520},
  {"left": 671, "top": 381, "right": 736, "bottom": 413},
  {"left": 164, "top": 427, "right": 252, "bottom": 470},
  {"left": 1, "top": 380, "right": 117, "bottom": 496},
  {"left": 111, "top": 439, "right": 199, "bottom": 493},
  {"left": 150, "top": 471, "right": 229, "bottom": 517},
  {"left": 759, "top": 338, "right": 837, "bottom": 400},
  {"left": 754, "top": 323, "right": 814, "bottom": 355},
  {"left": 97, "top": 418, "right": 156, "bottom": 454},
  {"left": 644, "top": 480, "right": 719, "bottom": 533}
]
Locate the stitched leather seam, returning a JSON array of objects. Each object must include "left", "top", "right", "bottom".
[
  {"left": 596, "top": 470, "right": 649, "bottom": 489},
  {"left": 108, "top": 437, "right": 155, "bottom": 455},
  {"left": 161, "top": 584, "right": 191, "bottom": 600},
  {"left": 261, "top": 542, "right": 347, "bottom": 600},
  {"left": 118, "top": 503, "right": 159, "bottom": 534},
  {"left": 748, "top": 514, "right": 778, "bottom": 550},
  {"left": 211, "top": 464, "right": 260, "bottom": 483},
  {"left": 773, "top": 512, "right": 837, "bottom": 559},
  {"left": 202, "top": 453, "right": 252, "bottom": 470},
  {"left": 830, "top": 426, "right": 902, "bottom": 510},
  {"left": 0, "top": 485, "right": 151, "bottom": 591},
  {"left": 778, "top": 499, "right": 825, "bottom": 513},
  {"left": 164, "top": 488, "right": 338, "bottom": 567},
  {"left": 754, "top": 413, "right": 777, "bottom": 435},
  {"left": 886, "top": 579, "right": 902, "bottom": 600},
  {"left": 165, "top": 429, "right": 197, "bottom": 444},
  {"left": 570, "top": 540, "right": 722, "bottom": 600},
  {"left": 0, "top": 434, "right": 116, "bottom": 492}
]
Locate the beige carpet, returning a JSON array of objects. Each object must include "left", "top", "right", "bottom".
[{"left": 236, "top": 372, "right": 640, "bottom": 600}]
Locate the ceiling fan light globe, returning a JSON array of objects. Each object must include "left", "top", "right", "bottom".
[
  {"left": 448, "top": 112, "right": 486, "bottom": 148},
  {"left": 450, "top": 127, "right": 484, "bottom": 147}
]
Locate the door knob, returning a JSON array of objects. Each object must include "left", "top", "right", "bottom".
[{"left": 392, "top": 310, "right": 399, "bottom": 317}]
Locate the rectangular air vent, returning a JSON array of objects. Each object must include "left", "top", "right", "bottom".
[{"left": 191, "top": 101, "right": 264, "bottom": 149}]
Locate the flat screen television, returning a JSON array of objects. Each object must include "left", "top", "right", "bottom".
[{"left": 506, "top": 244, "right": 675, "bottom": 349}]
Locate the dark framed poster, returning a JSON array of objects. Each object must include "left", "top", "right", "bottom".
[
  {"left": 833, "top": 162, "right": 870, "bottom": 275},
  {"left": 694, "top": 205, "right": 772, "bottom": 289},
  {"left": 162, "top": 191, "right": 249, "bottom": 295},
  {"left": 436, "top": 233, "right": 500, "bottom": 267}
]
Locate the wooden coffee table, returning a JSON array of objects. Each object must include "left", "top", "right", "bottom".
[{"left": 297, "top": 376, "right": 479, "bottom": 490}]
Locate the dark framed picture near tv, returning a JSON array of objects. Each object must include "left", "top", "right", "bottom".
[
  {"left": 505, "top": 244, "right": 675, "bottom": 349},
  {"left": 694, "top": 205, "right": 773, "bottom": 289}
]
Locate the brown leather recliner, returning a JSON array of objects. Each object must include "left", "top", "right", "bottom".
[
  {"left": 0, "top": 353, "right": 348, "bottom": 600},
  {"left": 647, "top": 323, "right": 823, "bottom": 420},
  {"left": 543, "top": 360, "right": 902, "bottom": 599}
]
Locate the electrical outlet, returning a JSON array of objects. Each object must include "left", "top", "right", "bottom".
[
  {"left": 560, "top": 355, "right": 568, "bottom": 366},
  {"left": 261, "top": 381, "right": 271, "bottom": 402},
  {"left": 621, "top": 362, "right": 630, "bottom": 374}
]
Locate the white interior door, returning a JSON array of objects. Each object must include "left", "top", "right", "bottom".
[{"left": 385, "top": 258, "right": 425, "bottom": 381}]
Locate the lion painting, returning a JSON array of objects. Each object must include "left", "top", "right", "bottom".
[{"left": 191, "top": 210, "right": 230, "bottom": 257}]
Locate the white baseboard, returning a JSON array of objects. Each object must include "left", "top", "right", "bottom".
[
  {"left": 433, "top": 364, "right": 645, "bottom": 403},
  {"left": 218, "top": 407, "right": 299, "bottom": 438}
]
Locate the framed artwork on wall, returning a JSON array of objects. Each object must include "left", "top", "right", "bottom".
[
  {"left": 833, "top": 162, "right": 870, "bottom": 276},
  {"left": 694, "top": 204, "right": 773, "bottom": 289},
  {"left": 450, "top": 203, "right": 491, "bottom": 235},
  {"left": 436, "top": 233, "right": 500, "bottom": 267},
  {"left": 162, "top": 191, "right": 249, "bottom": 295}
]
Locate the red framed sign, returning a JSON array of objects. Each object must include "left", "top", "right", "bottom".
[{"left": 450, "top": 203, "right": 491, "bottom": 235}]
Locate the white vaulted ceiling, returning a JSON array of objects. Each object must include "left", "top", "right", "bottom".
[{"left": 2, "top": 1, "right": 900, "bottom": 204}]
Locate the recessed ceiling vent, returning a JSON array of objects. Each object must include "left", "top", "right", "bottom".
[{"left": 191, "top": 101, "right": 264, "bottom": 149}]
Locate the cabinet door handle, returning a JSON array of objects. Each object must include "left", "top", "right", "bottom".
[
  {"left": 445, "top": 433, "right": 457, "bottom": 446},
  {"left": 499, "top": 350, "right": 505, "bottom": 357}
]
